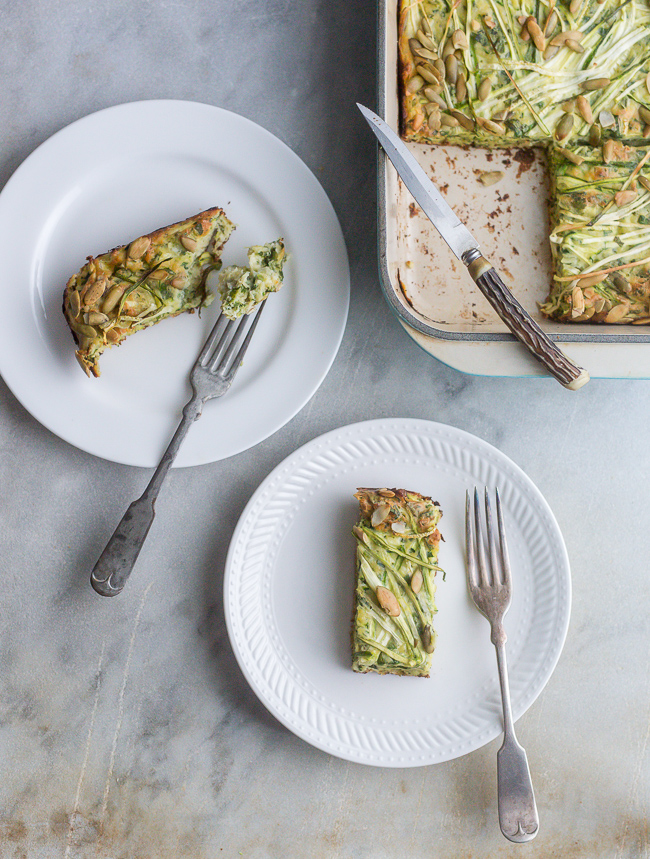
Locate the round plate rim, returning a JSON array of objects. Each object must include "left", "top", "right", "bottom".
[{"left": 223, "top": 417, "right": 572, "bottom": 767}]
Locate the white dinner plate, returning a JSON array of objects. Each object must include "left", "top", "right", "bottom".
[
  {"left": 0, "top": 100, "right": 349, "bottom": 467},
  {"left": 224, "top": 418, "right": 571, "bottom": 767}
]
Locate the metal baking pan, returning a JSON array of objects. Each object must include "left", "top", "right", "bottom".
[{"left": 376, "top": 0, "right": 650, "bottom": 379}]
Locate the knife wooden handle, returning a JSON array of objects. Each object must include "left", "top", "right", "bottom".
[{"left": 467, "top": 256, "right": 589, "bottom": 390}]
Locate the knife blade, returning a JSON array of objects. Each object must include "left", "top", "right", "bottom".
[{"left": 358, "top": 104, "right": 589, "bottom": 391}]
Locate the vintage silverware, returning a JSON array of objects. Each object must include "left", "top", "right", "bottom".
[
  {"left": 465, "top": 487, "right": 539, "bottom": 843},
  {"left": 358, "top": 103, "right": 589, "bottom": 391},
  {"left": 90, "top": 303, "right": 267, "bottom": 597}
]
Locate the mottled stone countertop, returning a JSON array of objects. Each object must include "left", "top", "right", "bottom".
[{"left": 1, "top": 1, "right": 649, "bottom": 857}]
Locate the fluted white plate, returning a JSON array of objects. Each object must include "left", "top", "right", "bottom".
[{"left": 224, "top": 418, "right": 571, "bottom": 767}]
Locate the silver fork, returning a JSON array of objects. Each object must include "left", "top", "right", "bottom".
[
  {"left": 90, "top": 303, "right": 266, "bottom": 597},
  {"left": 465, "top": 487, "right": 539, "bottom": 843}
]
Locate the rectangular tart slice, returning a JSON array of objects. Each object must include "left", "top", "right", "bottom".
[
  {"left": 352, "top": 488, "right": 443, "bottom": 678},
  {"left": 399, "top": 0, "right": 650, "bottom": 148},
  {"left": 541, "top": 142, "right": 650, "bottom": 323},
  {"left": 63, "top": 208, "right": 235, "bottom": 376}
]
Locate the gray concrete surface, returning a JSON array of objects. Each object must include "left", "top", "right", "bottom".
[{"left": 0, "top": 1, "right": 649, "bottom": 856}]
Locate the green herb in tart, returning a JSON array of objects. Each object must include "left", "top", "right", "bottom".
[
  {"left": 63, "top": 208, "right": 235, "bottom": 377},
  {"left": 218, "top": 239, "right": 286, "bottom": 320},
  {"left": 541, "top": 142, "right": 650, "bottom": 323},
  {"left": 352, "top": 487, "right": 443, "bottom": 678},
  {"left": 399, "top": 0, "right": 650, "bottom": 148}
]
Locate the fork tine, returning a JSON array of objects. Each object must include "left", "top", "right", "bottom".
[
  {"left": 465, "top": 490, "right": 479, "bottom": 589},
  {"left": 473, "top": 487, "right": 490, "bottom": 586},
  {"left": 484, "top": 487, "right": 502, "bottom": 585},
  {"left": 197, "top": 313, "right": 233, "bottom": 367},
  {"left": 210, "top": 313, "right": 249, "bottom": 373},
  {"left": 495, "top": 487, "right": 512, "bottom": 587},
  {"left": 222, "top": 301, "right": 266, "bottom": 380}
]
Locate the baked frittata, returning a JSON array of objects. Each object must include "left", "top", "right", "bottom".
[
  {"left": 400, "top": 0, "right": 650, "bottom": 148},
  {"left": 218, "top": 238, "right": 286, "bottom": 319},
  {"left": 542, "top": 142, "right": 650, "bottom": 322},
  {"left": 63, "top": 208, "right": 235, "bottom": 376},
  {"left": 352, "top": 488, "right": 443, "bottom": 678}
]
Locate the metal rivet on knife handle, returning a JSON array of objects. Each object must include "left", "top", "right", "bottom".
[{"left": 464, "top": 253, "right": 589, "bottom": 390}]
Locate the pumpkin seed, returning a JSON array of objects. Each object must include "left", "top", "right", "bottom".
[
  {"left": 565, "top": 38, "right": 584, "bottom": 52},
  {"left": 576, "top": 95, "right": 593, "bottom": 124},
  {"left": 376, "top": 586, "right": 400, "bottom": 617},
  {"left": 442, "top": 39, "right": 455, "bottom": 59},
  {"left": 598, "top": 110, "right": 615, "bottom": 128},
  {"left": 76, "top": 323, "right": 97, "bottom": 339},
  {"left": 612, "top": 272, "right": 631, "bottom": 293},
  {"left": 579, "top": 272, "right": 608, "bottom": 288},
  {"left": 569, "top": 0, "right": 582, "bottom": 14},
  {"left": 594, "top": 298, "right": 606, "bottom": 313},
  {"left": 543, "top": 44, "right": 560, "bottom": 60},
  {"left": 414, "top": 46, "right": 438, "bottom": 62},
  {"left": 549, "top": 30, "right": 584, "bottom": 46},
  {"left": 412, "top": 112, "right": 425, "bottom": 132},
  {"left": 180, "top": 235, "right": 197, "bottom": 252},
  {"left": 638, "top": 175, "right": 650, "bottom": 192},
  {"left": 433, "top": 59, "right": 447, "bottom": 81},
  {"left": 416, "top": 30, "right": 437, "bottom": 52},
  {"left": 520, "top": 22, "right": 531, "bottom": 41},
  {"left": 455, "top": 73, "right": 467, "bottom": 103},
  {"left": 85, "top": 311, "right": 109, "bottom": 326},
  {"left": 427, "top": 110, "right": 441, "bottom": 131},
  {"left": 589, "top": 124, "right": 602, "bottom": 146},
  {"left": 425, "top": 88, "right": 446, "bottom": 108},
  {"left": 644, "top": 125, "right": 650, "bottom": 139},
  {"left": 555, "top": 113, "right": 574, "bottom": 141},
  {"left": 105, "top": 328, "right": 122, "bottom": 342},
  {"left": 450, "top": 110, "right": 474, "bottom": 130},
  {"left": 420, "top": 15, "right": 432, "bottom": 36},
  {"left": 544, "top": 9, "right": 558, "bottom": 35},
  {"left": 416, "top": 64, "right": 440, "bottom": 84},
  {"left": 377, "top": 489, "right": 395, "bottom": 497},
  {"left": 440, "top": 113, "right": 460, "bottom": 127},
  {"left": 632, "top": 317, "right": 650, "bottom": 325},
  {"left": 478, "top": 77, "right": 492, "bottom": 101},
  {"left": 69, "top": 290, "right": 81, "bottom": 317},
  {"left": 101, "top": 286, "right": 123, "bottom": 314},
  {"left": 605, "top": 303, "right": 629, "bottom": 323},
  {"left": 571, "top": 285, "right": 585, "bottom": 316},
  {"left": 638, "top": 105, "right": 650, "bottom": 125},
  {"left": 406, "top": 75, "right": 424, "bottom": 94},
  {"left": 526, "top": 17, "right": 546, "bottom": 51},
  {"left": 452, "top": 28, "right": 469, "bottom": 50},
  {"left": 411, "top": 571, "right": 423, "bottom": 594},
  {"left": 478, "top": 170, "right": 505, "bottom": 186},
  {"left": 602, "top": 139, "right": 616, "bottom": 163},
  {"left": 445, "top": 54, "right": 458, "bottom": 85},
  {"left": 421, "top": 625, "right": 435, "bottom": 654},
  {"left": 128, "top": 236, "right": 150, "bottom": 259},
  {"left": 561, "top": 100, "right": 576, "bottom": 114},
  {"left": 82, "top": 278, "right": 107, "bottom": 308},
  {"left": 615, "top": 189, "right": 637, "bottom": 207},
  {"left": 479, "top": 118, "right": 506, "bottom": 135},
  {"left": 581, "top": 78, "right": 610, "bottom": 91}
]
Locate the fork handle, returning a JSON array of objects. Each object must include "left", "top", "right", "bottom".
[
  {"left": 493, "top": 636, "right": 539, "bottom": 843},
  {"left": 90, "top": 393, "right": 203, "bottom": 597}
]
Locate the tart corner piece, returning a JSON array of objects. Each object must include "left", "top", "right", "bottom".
[
  {"left": 63, "top": 207, "right": 235, "bottom": 377},
  {"left": 541, "top": 143, "right": 650, "bottom": 324},
  {"left": 352, "top": 487, "right": 443, "bottom": 678}
]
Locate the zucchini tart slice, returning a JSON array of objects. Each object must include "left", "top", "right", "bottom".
[
  {"left": 63, "top": 208, "right": 235, "bottom": 376},
  {"left": 541, "top": 142, "right": 650, "bottom": 323},
  {"left": 352, "top": 488, "right": 443, "bottom": 678}
]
